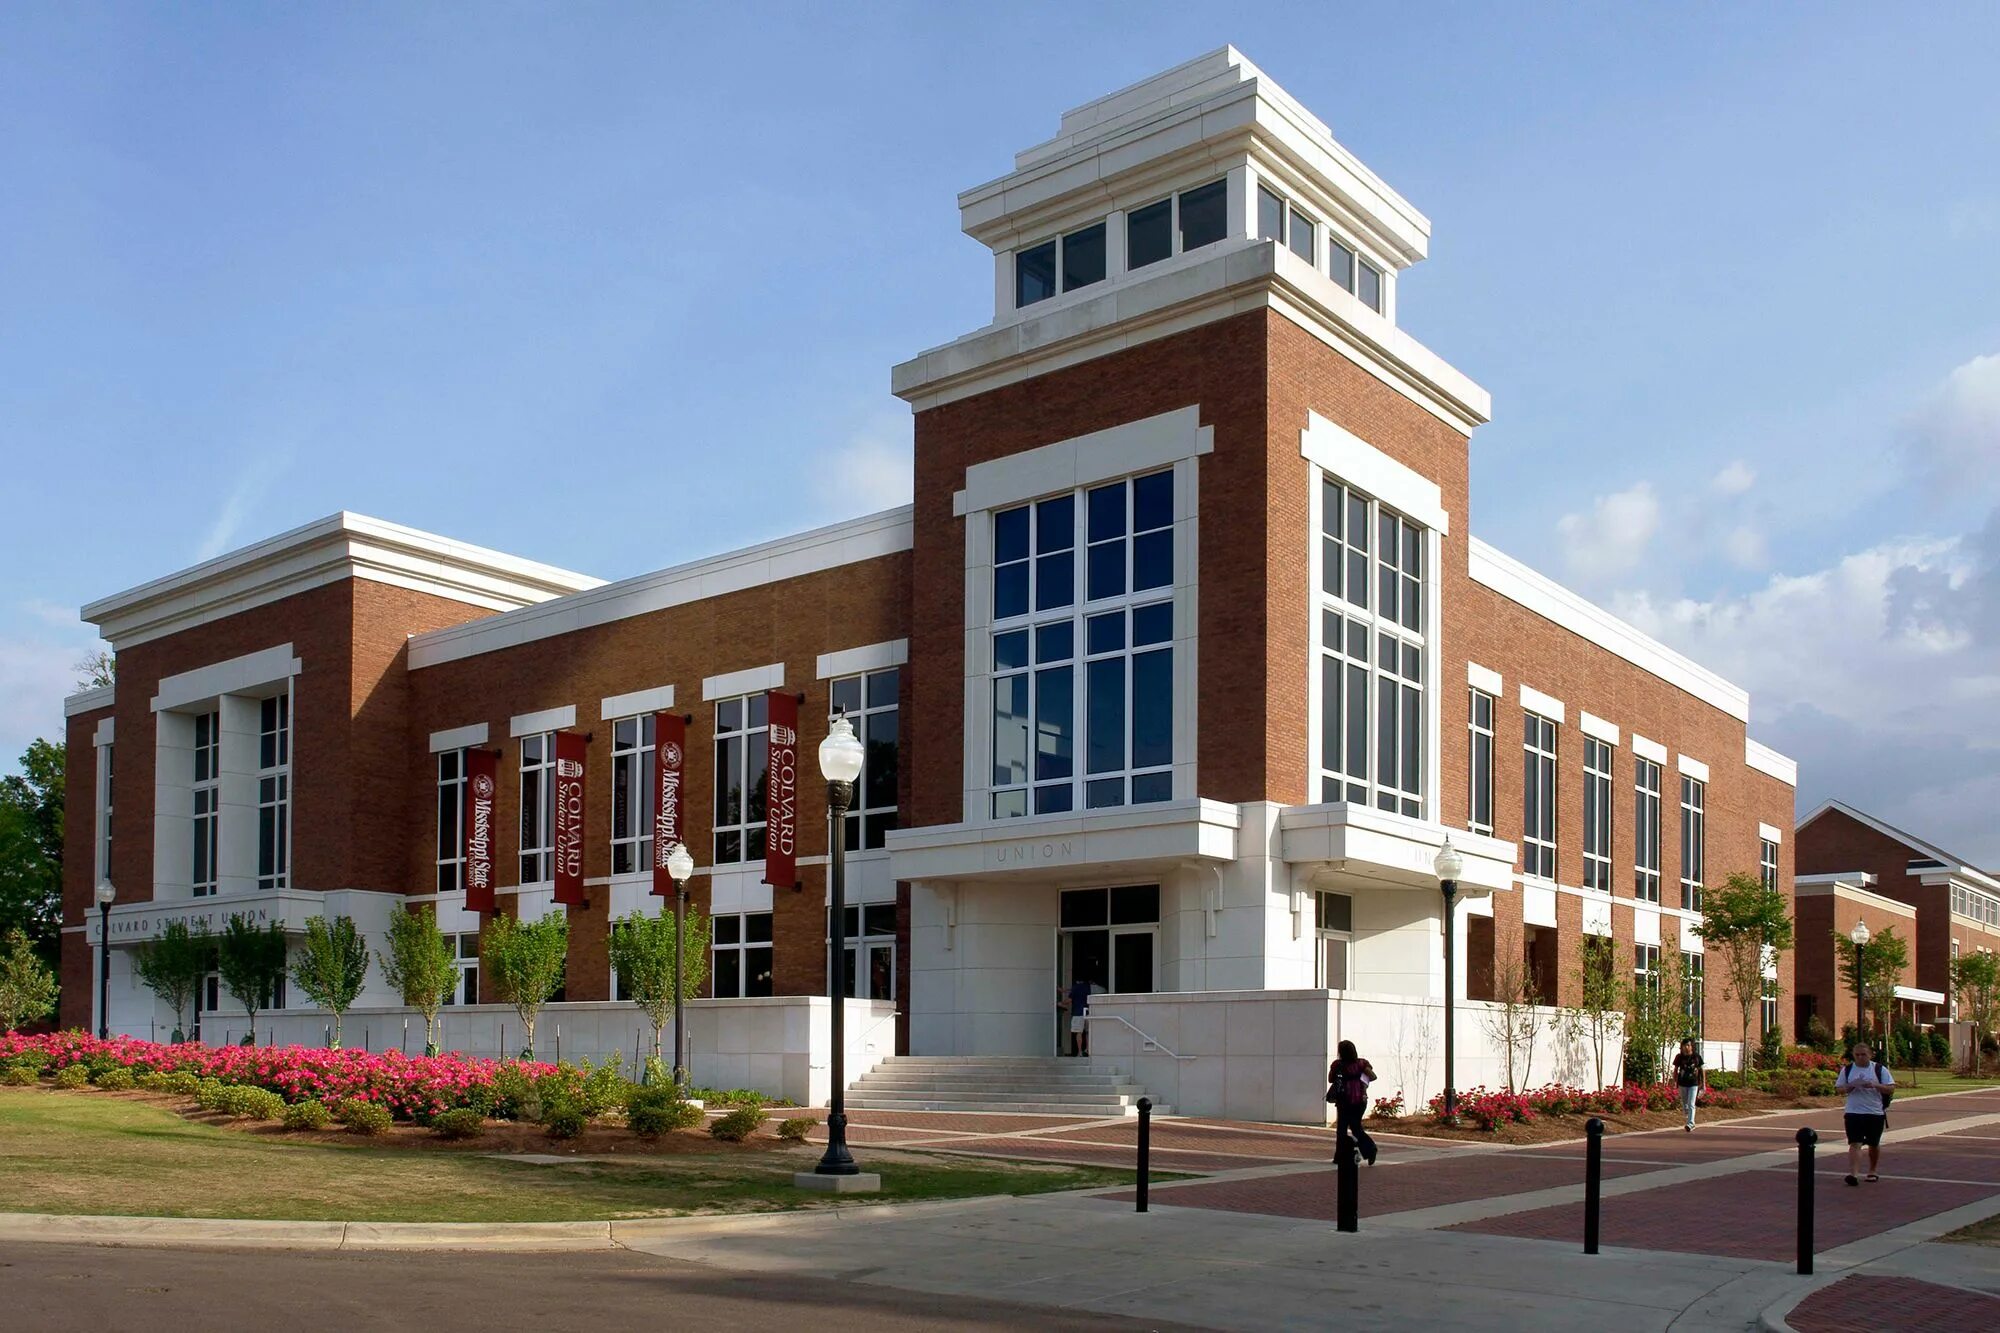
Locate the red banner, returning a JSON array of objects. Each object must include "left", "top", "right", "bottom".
[
  {"left": 763, "top": 690, "right": 799, "bottom": 888},
  {"left": 462, "top": 749, "right": 498, "bottom": 914},
  {"left": 651, "top": 712, "right": 686, "bottom": 897},
  {"left": 553, "top": 731, "right": 588, "bottom": 907}
]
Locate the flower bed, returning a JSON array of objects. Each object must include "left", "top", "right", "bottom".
[{"left": 1418, "top": 1081, "right": 1741, "bottom": 1132}]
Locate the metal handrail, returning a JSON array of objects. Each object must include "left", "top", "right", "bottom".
[{"left": 1090, "top": 1012, "right": 1195, "bottom": 1061}]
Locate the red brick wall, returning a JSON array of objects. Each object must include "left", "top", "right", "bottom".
[
  {"left": 1793, "top": 890, "right": 1917, "bottom": 1036},
  {"left": 59, "top": 704, "right": 111, "bottom": 1030},
  {"left": 1796, "top": 808, "right": 1957, "bottom": 996}
]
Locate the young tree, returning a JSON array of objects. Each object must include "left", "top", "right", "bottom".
[
  {"left": 134, "top": 919, "right": 212, "bottom": 1042},
  {"left": 0, "top": 738, "right": 64, "bottom": 967},
  {"left": 1695, "top": 871, "right": 1795, "bottom": 1071},
  {"left": 484, "top": 913, "right": 568, "bottom": 1058},
  {"left": 1835, "top": 925, "right": 1909, "bottom": 1042},
  {"left": 377, "top": 905, "right": 458, "bottom": 1055},
  {"left": 1480, "top": 951, "right": 1543, "bottom": 1091},
  {"left": 1573, "top": 935, "right": 1626, "bottom": 1089},
  {"left": 607, "top": 906, "right": 712, "bottom": 1072},
  {"left": 1951, "top": 951, "right": 2000, "bottom": 1065},
  {"left": 216, "top": 915, "right": 288, "bottom": 1044},
  {"left": 0, "top": 928, "right": 58, "bottom": 1032},
  {"left": 291, "top": 915, "right": 369, "bottom": 1048}
]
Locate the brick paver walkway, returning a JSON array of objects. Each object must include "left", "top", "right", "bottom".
[{"left": 1788, "top": 1274, "right": 2000, "bottom": 1333}]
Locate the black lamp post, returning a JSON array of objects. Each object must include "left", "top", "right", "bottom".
[
  {"left": 94, "top": 880, "right": 116, "bottom": 1039},
  {"left": 662, "top": 840, "right": 696, "bottom": 1089},
  {"left": 1850, "top": 919, "right": 1871, "bottom": 1048},
  {"left": 815, "top": 712, "right": 865, "bottom": 1177},
  {"left": 1433, "top": 840, "right": 1464, "bottom": 1119}
]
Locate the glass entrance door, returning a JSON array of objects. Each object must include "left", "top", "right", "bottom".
[{"left": 1055, "top": 886, "right": 1159, "bottom": 1053}]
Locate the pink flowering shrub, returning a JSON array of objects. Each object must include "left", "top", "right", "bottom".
[
  {"left": 0, "top": 1030, "right": 561, "bottom": 1123},
  {"left": 1423, "top": 1079, "right": 1730, "bottom": 1130}
]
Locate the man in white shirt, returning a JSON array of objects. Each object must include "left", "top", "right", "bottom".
[{"left": 1835, "top": 1041, "right": 1895, "bottom": 1185}]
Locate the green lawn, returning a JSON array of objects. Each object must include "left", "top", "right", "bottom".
[
  {"left": 1882, "top": 1074, "right": 2000, "bottom": 1099},
  {"left": 0, "top": 1088, "right": 1132, "bottom": 1223}
]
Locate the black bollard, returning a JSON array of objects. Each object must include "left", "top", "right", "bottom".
[
  {"left": 1336, "top": 1133, "right": 1359, "bottom": 1233},
  {"left": 1136, "top": 1097, "right": 1152, "bottom": 1213},
  {"left": 1796, "top": 1127, "right": 1817, "bottom": 1275},
  {"left": 1583, "top": 1117, "right": 1604, "bottom": 1254}
]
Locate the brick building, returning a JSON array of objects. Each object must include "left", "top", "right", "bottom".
[{"left": 62, "top": 49, "right": 1798, "bottom": 1120}]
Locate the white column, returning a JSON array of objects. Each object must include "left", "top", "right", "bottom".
[
  {"left": 217, "top": 694, "right": 261, "bottom": 895},
  {"left": 153, "top": 711, "right": 195, "bottom": 900}
]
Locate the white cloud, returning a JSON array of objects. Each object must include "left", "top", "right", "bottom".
[
  {"left": 197, "top": 452, "right": 291, "bottom": 562},
  {"left": 814, "top": 410, "right": 913, "bottom": 518},
  {"left": 1556, "top": 482, "right": 1660, "bottom": 579},
  {"left": 1903, "top": 351, "right": 2000, "bottom": 493},
  {"left": 1711, "top": 460, "right": 1756, "bottom": 496},
  {"left": 0, "top": 635, "right": 85, "bottom": 765},
  {"left": 1721, "top": 525, "right": 1767, "bottom": 570}
]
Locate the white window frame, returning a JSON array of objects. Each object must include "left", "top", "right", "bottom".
[
  {"left": 830, "top": 669, "right": 899, "bottom": 851},
  {"left": 442, "top": 932, "right": 479, "bottom": 1007},
  {"left": 1634, "top": 757, "right": 1662, "bottom": 904},
  {"left": 1583, "top": 736, "right": 1613, "bottom": 893},
  {"left": 828, "top": 902, "right": 897, "bottom": 1001},
  {"left": 1759, "top": 837, "right": 1779, "bottom": 893},
  {"left": 1314, "top": 890, "right": 1353, "bottom": 990},
  {"left": 96, "top": 739, "right": 114, "bottom": 885},
  {"left": 1635, "top": 943, "right": 1660, "bottom": 997},
  {"left": 712, "top": 695, "right": 768, "bottom": 865},
  {"left": 1468, "top": 688, "right": 1494, "bottom": 835},
  {"left": 192, "top": 710, "right": 220, "bottom": 897},
  {"left": 1680, "top": 776, "right": 1706, "bottom": 911},
  {"left": 256, "top": 692, "right": 291, "bottom": 891},
  {"left": 712, "top": 911, "right": 774, "bottom": 998},
  {"left": 437, "top": 750, "right": 466, "bottom": 895},
  {"left": 1684, "top": 950, "right": 1705, "bottom": 1033},
  {"left": 518, "top": 732, "right": 554, "bottom": 884},
  {"left": 1522, "top": 712, "right": 1558, "bottom": 881},
  {"left": 610, "top": 715, "right": 655, "bottom": 877},
  {"left": 1014, "top": 217, "right": 1110, "bottom": 308}
]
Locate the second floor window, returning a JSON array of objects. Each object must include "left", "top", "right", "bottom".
[
  {"left": 519, "top": 733, "right": 554, "bottom": 883},
  {"left": 192, "top": 710, "right": 219, "bottom": 897},
  {"left": 442, "top": 933, "right": 479, "bottom": 1006},
  {"left": 257, "top": 695, "right": 291, "bottom": 890},
  {"left": 1468, "top": 689, "right": 1494, "bottom": 834},
  {"left": 714, "top": 695, "right": 768, "bottom": 864},
  {"left": 1635, "top": 943, "right": 1660, "bottom": 997},
  {"left": 1760, "top": 837, "right": 1779, "bottom": 892},
  {"left": 611, "top": 715, "right": 655, "bottom": 875},
  {"left": 437, "top": 750, "right": 465, "bottom": 894},
  {"left": 831, "top": 669, "right": 899, "bottom": 850},
  {"left": 1583, "top": 737, "right": 1612, "bottom": 892},
  {"left": 98, "top": 742, "right": 113, "bottom": 877},
  {"left": 1680, "top": 776, "right": 1706, "bottom": 911},
  {"left": 1635, "top": 757, "right": 1662, "bottom": 904},
  {"left": 1521, "top": 711, "right": 1558, "bottom": 880},
  {"left": 1319, "top": 478, "right": 1425, "bottom": 816}
]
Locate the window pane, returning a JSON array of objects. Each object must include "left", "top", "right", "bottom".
[
  {"left": 994, "top": 506, "right": 1030, "bottom": 563},
  {"left": 1062, "top": 889, "right": 1108, "bottom": 928},
  {"left": 1133, "top": 470, "right": 1172, "bottom": 531},
  {"left": 1132, "top": 649, "right": 1172, "bottom": 769},
  {"left": 1035, "top": 784, "right": 1074, "bottom": 814},
  {"left": 1016, "top": 240, "right": 1057, "bottom": 306},
  {"left": 1085, "top": 776, "right": 1124, "bottom": 808},
  {"left": 1087, "top": 481, "right": 1126, "bottom": 542},
  {"left": 1087, "top": 541, "right": 1125, "bottom": 600},
  {"left": 1328, "top": 238, "right": 1354, "bottom": 291},
  {"left": 1086, "top": 657, "right": 1124, "bottom": 775},
  {"left": 993, "top": 675, "right": 1029, "bottom": 786},
  {"left": 716, "top": 735, "right": 741, "bottom": 824},
  {"left": 1257, "top": 186, "right": 1284, "bottom": 241},
  {"left": 994, "top": 629, "right": 1030, "bottom": 671},
  {"left": 1035, "top": 551, "right": 1073, "bottom": 610},
  {"left": 1132, "top": 771, "right": 1171, "bottom": 803},
  {"left": 1035, "top": 620, "right": 1073, "bottom": 663},
  {"left": 1034, "top": 666, "right": 1073, "bottom": 780},
  {"left": 715, "top": 950, "right": 741, "bottom": 998},
  {"left": 1061, "top": 222, "right": 1106, "bottom": 290},
  {"left": 1111, "top": 884, "right": 1160, "bottom": 924},
  {"left": 1178, "top": 179, "right": 1227, "bottom": 250},
  {"left": 1037, "top": 494, "right": 1074, "bottom": 549},
  {"left": 831, "top": 676, "right": 862, "bottom": 715},
  {"left": 1131, "top": 601, "right": 1171, "bottom": 646},
  {"left": 1288, "top": 207, "right": 1314, "bottom": 262},
  {"left": 1358, "top": 260, "right": 1382, "bottom": 311},
  {"left": 1086, "top": 611, "right": 1124, "bottom": 655},
  {"left": 867, "top": 668, "right": 899, "bottom": 709},
  {"left": 1127, "top": 199, "right": 1172, "bottom": 269},
  {"left": 1132, "top": 529, "right": 1172, "bottom": 590}
]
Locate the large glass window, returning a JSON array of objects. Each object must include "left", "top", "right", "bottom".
[
  {"left": 1680, "top": 776, "right": 1706, "bottom": 911},
  {"left": 713, "top": 696, "right": 768, "bottom": 864},
  {"left": 1356, "top": 259, "right": 1383, "bottom": 312},
  {"left": 1521, "top": 712, "right": 1558, "bottom": 881},
  {"left": 829, "top": 903, "right": 896, "bottom": 1000},
  {"left": 1257, "top": 185, "right": 1316, "bottom": 263},
  {"left": 97, "top": 742, "right": 113, "bottom": 878},
  {"left": 831, "top": 668, "right": 899, "bottom": 850},
  {"left": 991, "top": 471, "right": 1174, "bottom": 818},
  {"left": 519, "top": 732, "right": 554, "bottom": 883},
  {"left": 1176, "top": 178, "right": 1227, "bottom": 251},
  {"left": 1760, "top": 838, "right": 1779, "bottom": 892},
  {"left": 1016, "top": 220, "right": 1110, "bottom": 309},
  {"left": 442, "top": 933, "right": 480, "bottom": 1006},
  {"left": 1634, "top": 757, "right": 1662, "bottom": 904},
  {"left": 257, "top": 695, "right": 291, "bottom": 890},
  {"left": 1317, "top": 478, "right": 1425, "bottom": 815},
  {"left": 1635, "top": 943, "right": 1660, "bottom": 998},
  {"left": 1315, "top": 890, "right": 1352, "bottom": 990},
  {"left": 1468, "top": 689, "right": 1494, "bottom": 835},
  {"left": 192, "top": 710, "right": 219, "bottom": 897},
  {"left": 437, "top": 750, "right": 465, "bottom": 895},
  {"left": 1126, "top": 198, "right": 1172, "bottom": 270},
  {"left": 1583, "top": 737, "right": 1613, "bottom": 892},
  {"left": 611, "top": 715, "right": 655, "bottom": 876},
  {"left": 1684, "top": 951, "right": 1705, "bottom": 1033},
  {"left": 713, "top": 912, "right": 774, "bottom": 997}
]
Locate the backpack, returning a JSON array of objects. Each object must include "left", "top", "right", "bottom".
[
  {"left": 1875, "top": 1062, "right": 1894, "bottom": 1109},
  {"left": 1326, "top": 1061, "right": 1368, "bottom": 1109}
]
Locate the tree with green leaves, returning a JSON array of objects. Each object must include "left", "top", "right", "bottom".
[
  {"left": 216, "top": 915, "right": 289, "bottom": 1044},
  {"left": 1835, "top": 925, "right": 1908, "bottom": 1044},
  {"left": 1951, "top": 951, "right": 2000, "bottom": 1059},
  {"left": 1695, "top": 870, "right": 1795, "bottom": 1071},
  {"left": 74, "top": 648, "right": 115, "bottom": 690},
  {"left": 0, "top": 928, "right": 58, "bottom": 1032},
  {"left": 377, "top": 905, "right": 458, "bottom": 1055},
  {"left": 291, "top": 916, "right": 369, "bottom": 1048},
  {"left": 134, "top": 919, "right": 213, "bottom": 1042},
  {"left": 607, "top": 905, "right": 712, "bottom": 1073},
  {"left": 1573, "top": 934, "right": 1626, "bottom": 1089},
  {"left": 484, "top": 913, "right": 568, "bottom": 1058},
  {"left": 0, "top": 738, "right": 64, "bottom": 969}
]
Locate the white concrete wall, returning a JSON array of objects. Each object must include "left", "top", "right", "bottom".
[{"left": 910, "top": 880, "right": 1060, "bottom": 1056}]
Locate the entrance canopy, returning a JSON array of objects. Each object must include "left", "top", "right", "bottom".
[
  {"left": 887, "top": 798, "right": 1238, "bottom": 887},
  {"left": 1280, "top": 802, "right": 1513, "bottom": 894}
]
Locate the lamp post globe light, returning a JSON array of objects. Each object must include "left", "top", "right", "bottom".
[
  {"left": 663, "top": 840, "right": 696, "bottom": 1089},
  {"left": 814, "top": 713, "right": 866, "bottom": 1180},
  {"left": 1432, "top": 840, "right": 1466, "bottom": 1120},
  {"left": 94, "top": 880, "right": 116, "bottom": 1039},
  {"left": 1850, "top": 919, "right": 1871, "bottom": 1047}
]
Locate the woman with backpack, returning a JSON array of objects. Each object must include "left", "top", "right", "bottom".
[
  {"left": 1326, "top": 1039, "right": 1378, "bottom": 1165},
  {"left": 1672, "top": 1038, "right": 1705, "bottom": 1131}
]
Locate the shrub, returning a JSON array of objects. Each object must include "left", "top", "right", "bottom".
[
  {"left": 629, "top": 1098, "right": 702, "bottom": 1137},
  {"left": 339, "top": 1100, "right": 393, "bottom": 1136},
  {"left": 1707, "top": 1070, "right": 1744, "bottom": 1091},
  {"left": 194, "top": 1076, "right": 228, "bottom": 1109},
  {"left": 218, "top": 1086, "right": 285, "bottom": 1120},
  {"left": 53, "top": 1063, "right": 90, "bottom": 1090},
  {"left": 1802, "top": 1015, "right": 1838, "bottom": 1054},
  {"left": 488, "top": 1063, "right": 536, "bottom": 1122},
  {"left": 577, "top": 1057, "right": 631, "bottom": 1116},
  {"left": 432, "top": 1108, "right": 485, "bottom": 1140},
  {"left": 1, "top": 1050, "right": 48, "bottom": 1076},
  {"left": 542, "top": 1098, "right": 587, "bottom": 1140},
  {"left": 1754, "top": 1025, "right": 1785, "bottom": 1071},
  {"left": 1369, "top": 1092, "right": 1405, "bottom": 1119},
  {"left": 1769, "top": 1073, "right": 1806, "bottom": 1101},
  {"left": 161, "top": 1070, "right": 201, "bottom": 1097},
  {"left": 1, "top": 1065, "right": 36, "bottom": 1086},
  {"left": 93, "top": 1066, "right": 136, "bottom": 1091},
  {"left": 709, "top": 1106, "right": 768, "bottom": 1142},
  {"left": 1928, "top": 1031, "right": 1951, "bottom": 1067},
  {"left": 283, "top": 1099, "right": 334, "bottom": 1131},
  {"left": 777, "top": 1117, "right": 814, "bottom": 1143}
]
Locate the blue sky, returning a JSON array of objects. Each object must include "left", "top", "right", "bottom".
[{"left": 5, "top": 4, "right": 1999, "bottom": 857}]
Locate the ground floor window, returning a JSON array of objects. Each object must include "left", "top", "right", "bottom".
[
  {"left": 1058, "top": 885, "right": 1158, "bottom": 998},
  {"left": 829, "top": 903, "right": 896, "bottom": 1000},
  {"left": 1683, "top": 951, "right": 1704, "bottom": 1034},
  {"left": 1315, "top": 890, "right": 1352, "bottom": 989},
  {"left": 713, "top": 912, "right": 774, "bottom": 997},
  {"left": 1761, "top": 975, "right": 1778, "bottom": 1035},
  {"left": 442, "top": 933, "right": 480, "bottom": 1006}
]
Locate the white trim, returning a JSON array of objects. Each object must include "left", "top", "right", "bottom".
[
  {"left": 952, "top": 407, "right": 1212, "bottom": 516},
  {"left": 1746, "top": 739, "right": 1798, "bottom": 787},
  {"left": 1677, "top": 754, "right": 1710, "bottom": 784},
  {"left": 599, "top": 685, "right": 677, "bottom": 719},
  {"left": 1579, "top": 711, "right": 1619, "bottom": 745},
  {"left": 509, "top": 705, "right": 575, "bottom": 738},
  {"left": 1759, "top": 822, "right": 1784, "bottom": 845},
  {"left": 1519, "top": 683, "right": 1564, "bottom": 725},
  {"left": 1469, "top": 538, "right": 1751, "bottom": 722},
  {"left": 93, "top": 716, "right": 115, "bottom": 747},
  {"left": 65, "top": 685, "right": 115, "bottom": 717},
  {"left": 1466, "top": 662, "right": 1502, "bottom": 695},
  {"left": 429, "top": 723, "right": 489, "bottom": 754},
  {"left": 702, "top": 663, "right": 786, "bottom": 702},
  {"left": 151, "top": 644, "right": 299, "bottom": 713},
  {"left": 817, "top": 640, "right": 909, "bottom": 680},
  {"left": 1299, "top": 411, "right": 1448, "bottom": 533},
  {"left": 408, "top": 508, "right": 912, "bottom": 670},
  {"left": 1894, "top": 985, "right": 1947, "bottom": 1005},
  {"left": 1794, "top": 875, "right": 1917, "bottom": 918},
  {"left": 1632, "top": 734, "right": 1668, "bottom": 765}
]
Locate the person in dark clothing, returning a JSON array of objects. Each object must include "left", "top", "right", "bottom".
[
  {"left": 1326, "top": 1039, "right": 1378, "bottom": 1165},
  {"left": 1672, "top": 1039, "right": 1705, "bottom": 1132}
]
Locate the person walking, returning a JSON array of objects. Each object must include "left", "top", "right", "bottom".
[
  {"left": 1060, "top": 975, "right": 1101, "bottom": 1057},
  {"left": 1326, "top": 1039, "right": 1379, "bottom": 1166},
  {"left": 1837, "top": 1041, "right": 1895, "bottom": 1185},
  {"left": 1672, "top": 1038, "right": 1705, "bottom": 1132}
]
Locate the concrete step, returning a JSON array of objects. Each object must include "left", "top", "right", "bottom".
[
  {"left": 848, "top": 1087, "right": 1147, "bottom": 1106},
  {"left": 853, "top": 1073, "right": 1140, "bottom": 1087},
  {"left": 846, "top": 1096, "right": 1164, "bottom": 1117},
  {"left": 853, "top": 1083, "right": 1147, "bottom": 1097}
]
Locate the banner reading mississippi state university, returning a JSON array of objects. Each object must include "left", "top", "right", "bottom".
[
  {"left": 651, "top": 712, "right": 686, "bottom": 898},
  {"left": 553, "top": 731, "right": 588, "bottom": 907},
  {"left": 763, "top": 690, "right": 798, "bottom": 888},
  {"left": 462, "top": 749, "right": 498, "bottom": 914}
]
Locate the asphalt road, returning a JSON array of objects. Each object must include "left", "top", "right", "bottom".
[{"left": 0, "top": 1242, "right": 1203, "bottom": 1332}]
